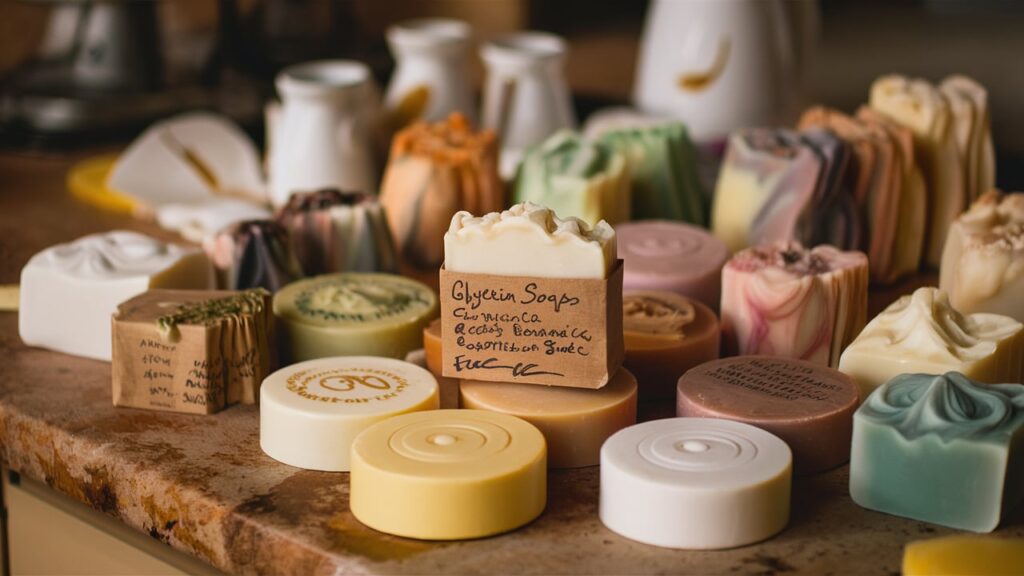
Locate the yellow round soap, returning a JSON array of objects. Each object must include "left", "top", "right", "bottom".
[
  {"left": 273, "top": 273, "right": 439, "bottom": 362},
  {"left": 350, "top": 409, "right": 547, "bottom": 540}
]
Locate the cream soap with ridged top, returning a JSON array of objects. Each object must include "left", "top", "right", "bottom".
[
  {"left": 260, "top": 356, "right": 439, "bottom": 471},
  {"left": 19, "top": 231, "right": 213, "bottom": 361}
]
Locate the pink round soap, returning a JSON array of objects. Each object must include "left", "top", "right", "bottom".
[{"left": 616, "top": 221, "right": 729, "bottom": 310}]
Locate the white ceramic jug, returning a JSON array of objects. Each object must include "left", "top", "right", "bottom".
[
  {"left": 634, "top": 0, "right": 817, "bottom": 142},
  {"left": 269, "top": 60, "right": 378, "bottom": 206},
  {"left": 384, "top": 18, "right": 474, "bottom": 126},
  {"left": 480, "top": 32, "right": 576, "bottom": 179}
]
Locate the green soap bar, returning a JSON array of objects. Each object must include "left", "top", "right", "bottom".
[{"left": 849, "top": 372, "right": 1024, "bottom": 532}]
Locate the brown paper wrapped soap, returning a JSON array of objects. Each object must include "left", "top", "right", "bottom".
[{"left": 112, "top": 289, "right": 273, "bottom": 414}]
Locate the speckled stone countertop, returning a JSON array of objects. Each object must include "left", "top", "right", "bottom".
[{"left": 1, "top": 153, "right": 1023, "bottom": 575}]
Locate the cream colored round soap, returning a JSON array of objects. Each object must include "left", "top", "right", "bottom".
[
  {"left": 459, "top": 368, "right": 638, "bottom": 468},
  {"left": 260, "top": 356, "right": 439, "bottom": 472},
  {"left": 350, "top": 409, "right": 547, "bottom": 540},
  {"left": 273, "top": 273, "right": 439, "bottom": 362}
]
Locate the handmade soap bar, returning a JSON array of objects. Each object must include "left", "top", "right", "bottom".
[
  {"left": 19, "top": 231, "right": 212, "bottom": 361},
  {"left": 940, "top": 75, "right": 996, "bottom": 204},
  {"left": 203, "top": 220, "right": 303, "bottom": 291},
  {"left": 112, "top": 289, "right": 273, "bottom": 413},
  {"left": 444, "top": 202, "right": 616, "bottom": 279},
  {"left": 615, "top": 221, "right": 728, "bottom": 310},
  {"left": 940, "top": 191, "right": 1024, "bottom": 323},
  {"left": 597, "top": 122, "right": 705, "bottom": 225},
  {"left": 404, "top": 348, "right": 459, "bottom": 409},
  {"left": 274, "top": 189, "right": 398, "bottom": 276},
  {"left": 903, "top": 535, "right": 1024, "bottom": 576},
  {"left": 260, "top": 356, "right": 439, "bottom": 471},
  {"left": 849, "top": 372, "right": 1024, "bottom": 532},
  {"left": 513, "top": 130, "right": 630, "bottom": 227},
  {"left": 459, "top": 368, "right": 637, "bottom": 468},
  {"left": 379, "top": 113, "right": 504, "bottom": 268},
  {"left": 720, "top": 242, "right": 869, "bottom": 367},
  {"left": 350, "top": 409, "right": 546, "bottom": 539},
  {"left": 622, "top": 292, "right": 719, "bottom": 400},
  {"left": 423, "top": 318, "right": 443, "bottom": 375},
  {"left": 273, "top": 273, "right": 438, "bottom": 362},
  {"left": 838, "top": 288, "right": 1024, "bottom": 397},
  {"left": 677, "top": 356, "right": 859, "bottom": 473},
  {"left": 600, "top": 418, "right": 791, "bottom": 549},
  {"left": 156, "top": 198, "right": 270, "bottom": 243}
]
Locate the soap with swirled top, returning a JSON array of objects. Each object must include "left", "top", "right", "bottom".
[
  {"left": 849, "top": 372, "right": 1024, "bottom": 532},
  {"left": 838, "top": 287, "right": 1023, "bottom": 398},
  {"left": 19, "top": 231, "right": 213, "bottom": 361}
]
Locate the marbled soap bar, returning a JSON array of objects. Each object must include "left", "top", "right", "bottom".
[
  {"left": 112, "top": 289, "right": 273, "bottom": 413},
  {"left": 513, "top": 130, "right": 630, "bottom": 227},
  {"left": 850, "top": 372, "right": 1024, "bottom": 532},
  {"left": 677, "top": 356, "right": 859, "bottom": 473},
  {"left": 941, "top": 190, "right": 1024, "bottom": 323},
  {"left": 203, "top": 220, "right": 303, "bottom": 291},
  {"left": 903, "top": 535, "right": 1024, "bottom": 576},
  {"left": 274, "top": 189, "right": 398, "bottom": 276},
  {"left": 260, "top": 357, "right": 439, "bottom": 471},
  {"left": 379, "top": 113, "right": 504, "bottom": 268},
  {"left": 720, "top": 242, "right": 869, "bottom": 367},
  {"left": 459, "top": 368, "right": 637, "bottom": 468},
  {"left": 615, "top": 221, "right": 728, "bottom": 310},
  {"left": 601, "top": 418, "right": 791, "bottom": 549},
  {"left": 444, "top": 202, "right": 616, "bottom": 278},
  {"left": 838, "top": 288, "right": 1023, "bottom": 398},
  {"left": 350, "top": 410, "right": 546, "bottom": 539},
  {"left": 19, "top": 231, "right": 213, "bottom": 361},
  {"left": 273, "top": 273, "right": 438, "bottom": 362},
  {"left": 622, "top": 291, "right": 719, "bottom": 400}
]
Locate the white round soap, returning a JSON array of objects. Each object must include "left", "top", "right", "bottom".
[
  {"left": 600, "top": 418, "right": 791, "bottom": 549},
  {"left": 260, "top": 356, "right": 439, "bottom": 471}
]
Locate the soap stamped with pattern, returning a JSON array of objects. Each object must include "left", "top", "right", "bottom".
[
  {"left": 293, "top": 276, "right": 433, "bottom": 322},
  {"left": 286, "top": 368, "right": 409, "bottom": 404}
]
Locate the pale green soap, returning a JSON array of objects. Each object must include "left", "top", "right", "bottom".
[{"left": 849, "top": 372, "right": 1024, "bottom": 532}]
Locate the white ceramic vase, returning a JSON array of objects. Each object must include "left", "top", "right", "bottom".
[
  {"left": 384, "top": 18, "right": 474, "bottom": 124},
  {"left": 268, "top": 60, "right": 378, "bottom": 206},
  {"left": 480, "top": 32, "right": 576, "bottom": 179}
]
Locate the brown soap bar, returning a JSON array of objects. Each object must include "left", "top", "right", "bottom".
[
  {"left": 676, "top": 356, "right": 859, "bottom": 474},
  {"left": 423, "top": 318, "right": 443, "bottom": 376}
]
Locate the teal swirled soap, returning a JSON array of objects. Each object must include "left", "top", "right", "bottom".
[{"left": 849, "top": 372, "right": 1024, "bottom": 532}]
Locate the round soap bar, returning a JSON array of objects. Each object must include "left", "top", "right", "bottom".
[
  {"left": 616, "top": 221, "right": 729, "bottom": 310},
  {"left": 273, "top": 273, "right": 439, "bottom": 362},
  {"left": 260, "top": 356, "right": 439, "bottom": 471},
  {"left": 423, "top": 317, "right": 443, "bottom": 375},
  {"left": 459, "top": 368, "right": 638, "bottom": 468},
  {"left": 600, "top": 418, "right": 791, "bottom": 549},
  {"left": 676, "top": 356, "right": 859, "bottom": 474},
  {"left": 622, "top": 291, "right": 720, "bottom": 400},
  {"left": 350, "top": 409, "right": 547, "bottom": 540}
]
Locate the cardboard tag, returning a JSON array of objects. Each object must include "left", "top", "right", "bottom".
[{"left": 439, "top": 260, "right": 624, "bottom": 389}]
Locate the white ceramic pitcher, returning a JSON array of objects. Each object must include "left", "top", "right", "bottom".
[
  {"left": 268, "top": 60, "right": 378, "bottom": 206},
  {"left": 480, "top": 32, "right": 576, "bottom": 179}
]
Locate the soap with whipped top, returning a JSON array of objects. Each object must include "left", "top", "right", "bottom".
[
  {"left": 903, "top": 535, "right": 1024, "bottom": 576},
  {"left": 720, "top": 242, "right": 869, "bottom": 367},
  {"left": 273, "top": 189, "right": 398, "bottom": 276},
  {"left": 203, "top": 220, "right": 303, "bottom": 291},
  {"left": 513, "top": 130, "right": 630, "bottom": 227},
  {"left": 940, "top": 190, "right": 1024, "bottom": 323},
  {"left": 444, "top": 201, "right": 616, "bottom": 279},
  {"left": 838, "top": 287, "right": 1023, "bottom": 397},
  {"left": 850, "top": 372, "right": 1024, "bottom": 532},
  {"left": 379, "top": 113, "right": 504, "bottom": 269},
  {"left": 18, "top": 231, "right": 213, "bottom": 361}
]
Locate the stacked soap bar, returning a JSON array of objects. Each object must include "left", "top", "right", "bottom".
[
  {"left": 512, "top": 130, "right": 630, "bottom": 227},
  {"left": 379, "top": 113, "right": 504, "bottom": 268},
  {"left": 597, "top": 122, "right": 705, "bottom": 226},
  {"left": 711, "top": 128, "right": 859, "bottom": 254},
  {"left": 941, "top": 190, "right": 1024, "bottom": 322},
  {"left": 203, "top": 220, "right": 303, "bottom": 291},
  {"left": 19, "top": 231, "right": 213, "bottom": 361},
  {"left": 838, "top": 287, "right": 1023, "bottom": 398},
  {"left": 869, "top": 74, "right": 995, "bottom": 267},
  {"left": 850, "top": 372, "right": 1024, "bottom": 532},
  {"left": 274, "top": 189, "right": 398, "bottom": 276},
  {"left": 798, "top": 106, "right": 927, "bottom": 284},
  {"left": 112, "top": 289, "right": 272, "bottom": 414},
  {"left": 720, "top": 242, "right": 868, "bottom": 367}
]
